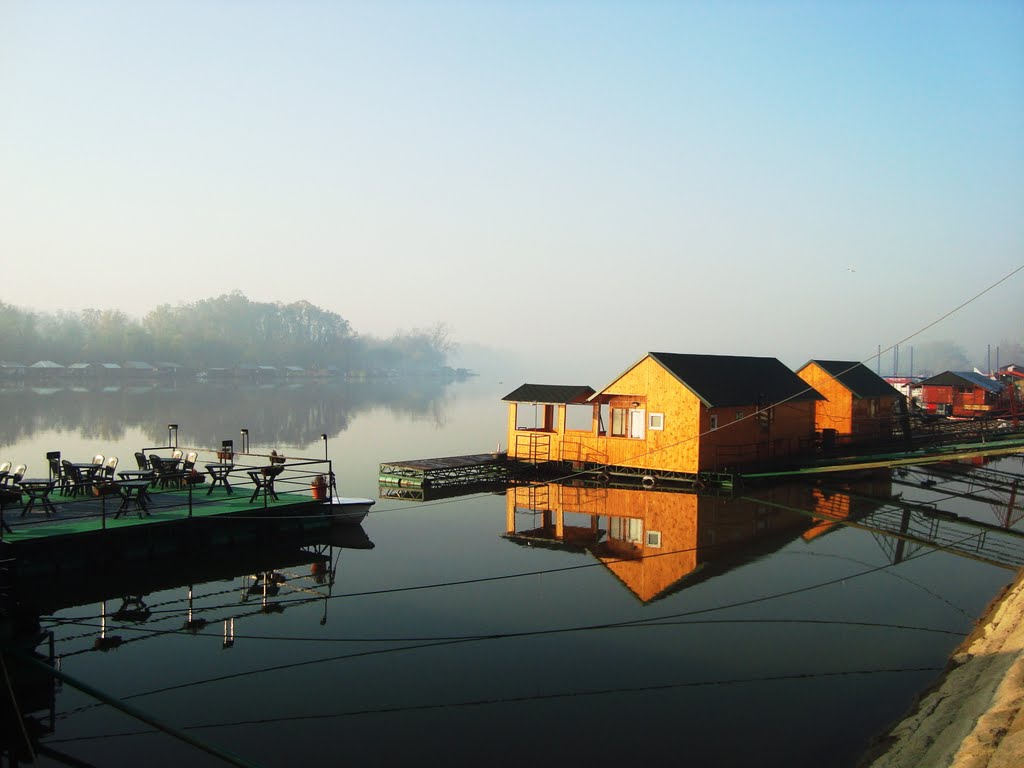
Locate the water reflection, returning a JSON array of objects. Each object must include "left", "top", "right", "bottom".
[
  {"left": 506, "top": 482, "right": 820, "bottom": 603},
  {"left": 0, "top": 378, "right": 454, "bottom": 450},
  {"left": 505, "top": 471, "right": 1024, "bottom": 603},
  {"left": 1, "top": 525, "right": 375, "bottom": 762}
]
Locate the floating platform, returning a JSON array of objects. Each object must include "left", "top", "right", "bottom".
[
  {"left": 379, "top": 453, "right": 510, "bottom": 500},
  {"left": 0, "top": 448, "right": 363, "bottom": 578}
]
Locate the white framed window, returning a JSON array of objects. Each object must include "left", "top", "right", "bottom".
[
  {"left": 709, "top": 414, "right": 719, "bottom": 430},
  {"left": 646, "top": 530, "right": 662, "bottom": 548},
  {"left": 648, "top": 412, "right": 664, "bottom": 431}
]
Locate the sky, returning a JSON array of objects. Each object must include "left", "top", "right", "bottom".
[{"left": 1, "top": 1, "right": 1022, "bottom": 383}]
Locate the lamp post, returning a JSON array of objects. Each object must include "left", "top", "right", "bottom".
[
  {"left": 321, "top": 433, "right": 328, "bottom": 461},
  {"left": 240, "top": 428, "right": 249, "bottom": 454},
  {"left": 168, "top": 424, "right": 178, "bottom": 449}
]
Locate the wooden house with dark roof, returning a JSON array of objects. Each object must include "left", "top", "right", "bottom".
[
  {"left": 918, "top": 371, "right": 1005, "bottom": 418},
  {"left": 795, "top": 359, "right": 902, "bottom": 438},
  {"left": 504, "top": 353, "right": 823, "bottom": 479}
]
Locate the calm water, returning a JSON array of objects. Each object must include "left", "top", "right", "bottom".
[{"left": 1, "top": 377, "right": 1021, "bottom": 767}]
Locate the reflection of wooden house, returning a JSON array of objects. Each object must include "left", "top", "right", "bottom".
[
  {"left": 122, "top": 361, "right": 157, "bottom": 378},
  {"left": 802, "top": 474, "right": 893, "bottom": 541},
  {"left": 0, "top": 361, "right": 26, "bottom": 378},
  {"left": 796, "top": 360, "right": 902, "bottom": 438},
  {"left": 505, "top": 483, "right": 813, "bottom": 603},
  {"left": 918, "top": 371, "right": 1004, "bottom": 417},
  {"left": 67, "top": 362, "right": 95, "bottom": 378},
  {"left": 503, "top": 353, "right": 823, "bottom": 478}
]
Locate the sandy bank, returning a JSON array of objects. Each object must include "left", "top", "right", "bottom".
[{"left": 866, "top": 569, "right": 1024, "bottom": 768}]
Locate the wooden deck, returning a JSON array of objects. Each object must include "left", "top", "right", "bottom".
[
  {"left": 0, "top": 481, "right": 337, "bottom": 581},
  {"left": 2, "top": 484, "right": 320, "bottom": 544}
]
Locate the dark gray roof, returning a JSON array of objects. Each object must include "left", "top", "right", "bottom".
[
  {"left": 641, "top": 352, "right": 824, "bottom": 408},
  {"left": 920, "top": 371, "right": 1004, "bottom": 393},
  {"left": 502, "top": 384, "right": 595, "bottom": 404},
  {"left": 801, "top": 360, "right": 902, "bottom": 399}
]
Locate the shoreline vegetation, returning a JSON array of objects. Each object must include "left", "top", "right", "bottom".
[{"left": 0, "top": 292, "right": 459, "bottom": 377}]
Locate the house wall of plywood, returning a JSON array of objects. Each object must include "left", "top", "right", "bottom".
[
  {"left": 567, "top": 357, "right": 704, "bottom": 474},
  {"left": 797, "top": 363, "right": 855, "bottom": 433},
  {"left": 698, "top": 400, "right": 816, "bottom": 470}
]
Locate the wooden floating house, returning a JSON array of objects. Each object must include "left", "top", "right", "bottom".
[
  {"left": 503, "top": 352, "right": 825, "bottom": 486},
  {"left": 795, "top": 359, "right": 903, "bottom": 440},
  {"left": 918, "top": 371, "right": 1006, "bottom": 418}
]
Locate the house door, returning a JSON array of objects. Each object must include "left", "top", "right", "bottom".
[{"left": 629, "top": 409, "right": 646, "bottom": 439}]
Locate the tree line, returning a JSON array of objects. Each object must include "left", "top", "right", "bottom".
[{"left": 0, "top": 292, "right": 456, "bottom": 372}]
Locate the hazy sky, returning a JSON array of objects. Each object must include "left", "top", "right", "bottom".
[{"left": 2, "top": 1, "right": 1021, "bottom": 382}]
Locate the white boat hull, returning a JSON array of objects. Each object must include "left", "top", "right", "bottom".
[{"left": 325, "top": 496, "right": 375, "bottom": 525}]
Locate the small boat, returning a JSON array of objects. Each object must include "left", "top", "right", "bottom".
[{"left": 325, "top": 496, "right": 375, "bottom": 525}]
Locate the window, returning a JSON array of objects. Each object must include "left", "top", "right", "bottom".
[
  {"left": 646, "top": 531, "right": 662, "bottom": 548},
  {"left": 629, "top": 409, "right": 645, "bottom": 439},
  {"left": 610, "top": 517, "right": 643, "bottom": 543},
  {"left": 648, "top": 412, "right": 664, "bottom": 431},
  {"left": 709, "top": 414, "right": 719, "bottom": 430},
  {"left": 611, "top": 407, "right": 627, "bottom": 437},
  {"left": 565, "top": 404, "right": 593, "bottom": 431},
  {"left": 515, "top": 403, "right": 555, "bottom": 431}
]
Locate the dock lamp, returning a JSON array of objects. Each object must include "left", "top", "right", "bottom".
[
  {"left": 240, "top": 428, "right": 249, "bottom": 454},
  {"left": 321, "top": 433, "right": 328, "bottom": 461},
  {"left": 168, "top": 424, "right": 178, "bottom": 449}
]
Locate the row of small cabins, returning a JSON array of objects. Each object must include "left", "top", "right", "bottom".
[
  {"left": 0, "top": 361, "right": 331, "bottom": 379},
  {"left": 1, "top": 361, "right": 474, "bottom": 381},
  {"left": 501, "top": 353, "right": 1022, "bottom": 482}
]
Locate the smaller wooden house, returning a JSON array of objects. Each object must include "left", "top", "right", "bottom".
[
  {"left": 504, "top": 352, "right": 823, "bottom": 479},
  {"left": 796, "top": 360, "right": 902, "bottom": 438},
  {"left": 918, "top": 371, "right": 1004, "bottom": 417}
]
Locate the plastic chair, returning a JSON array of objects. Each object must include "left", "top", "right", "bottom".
[
  {"left": 135, "top": 452, "right": 151, "bottom": 470},
  {"left": 92, "top": 454, "right": 105, "bottom": 466},
  {"left": 103, "top": 456, "right": 119, "bottom": 480},
  {"left": 0, "top": 461, "right": 10, "bottom": 487},
  {"left": 171, "top": 449, "right": 184, "bottom": 461},
  {"left": 47, "top": 455, "right": 70, "bottom": 495},
  {"left": 150, "top": 455, "right": 184, "bottom": 489},
  {"left": 62, "top": 460, "right": 87, "bottom": 497},
  {"left": 9, "top": 464, "right": 26, "bottom": 485}
]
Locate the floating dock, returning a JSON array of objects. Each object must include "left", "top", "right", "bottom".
[
  {"left": 379, "top": 453, "right": 510, "bottom": 500},
  {"left": 1, "top": 448, "right": 347, "bottom": 577}
]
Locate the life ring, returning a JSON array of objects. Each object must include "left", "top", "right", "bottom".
[
  {"left": 641, "top": 475, "right": 656, "bottom": 489},
  {"left": 597, "top": 472, "right": 610, "bottom": 486}
]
